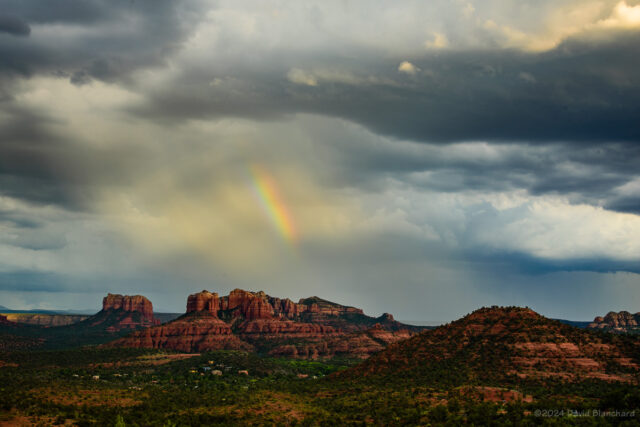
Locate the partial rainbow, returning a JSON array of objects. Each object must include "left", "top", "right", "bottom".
[{"left": 249, "top": 165, "right": 298, "bottom": 244}]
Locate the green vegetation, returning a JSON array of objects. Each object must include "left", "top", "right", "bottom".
[
  {"left": 2, "top": 307, "right": 639, "bottom": 425},
  {"left": 0, "top": 312, "right": 148, "bottom": 351},
  {"left": 1, "top": 347, "right": 639, "bottom": 426}
]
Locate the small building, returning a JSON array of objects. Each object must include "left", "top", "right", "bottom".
[
  {"left": 238, "top": 370, "right": 249, "bottom": 375},
  {"left": 92, "top": 375, "right": 100, "bottom": 380},
  {"left": 212, "top": 370, "right": 222, "bottom": 376},
  {"left": 296, "top": 374, "right": 308, "bottom": 379}
]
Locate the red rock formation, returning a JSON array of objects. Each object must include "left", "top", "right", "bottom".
[
  {"left": 103, "top": 294, "right": 154, "bottom": 319},
  {"left": 244, "top": 298, "right": 274, "bottom": 320},
  {"left": 109, "top": 288, "right": 422, "bottom": 357},
  {"left": 186, "top": 291, "right": 220, "bottom": 315},
  {"left": 269, "top": 297, "right": 304, "bottom": 319},
  {"left": 187, "top": 289, "right": 316, "bottom": 321},
  {"left": 186, "top": 289, "right": 382, "bottom": 324},
  {"left": 298, "top": 296, "right": 364, "bottom": 316},
  {"left": 225, "top": 289, "right": 255, "bottom": 311},
  {"left": 240, "top": 319, "right": 339, "bottom": 336},
  {"left": 89, "top": 294, "right": 159, "bottom": 332},
  {"left": 269, "top": 324, "right": 413, "bottom": 359},
  {"left": 588, "top": 310, "right": 640, "bottom": 332},
  {"left": 108, "top": 312, "right": 252, "bottom": 352},
  {"left": 379, "top": 313, "right": 394, "bottom": 322}
]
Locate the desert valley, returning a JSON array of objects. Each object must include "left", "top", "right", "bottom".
[{"left": 1, "top": 291, "right": 639, "bottom": 425}]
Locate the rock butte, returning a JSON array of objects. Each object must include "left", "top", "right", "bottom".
[
  {"left": 588, "top": 310, "right": 640, "bottom": 333},
  {"left": 84, "top": 294, "right": 160, "bottom": 332},
  {"left": 109, "top": 289, "right": 421, "bottom": 358}
]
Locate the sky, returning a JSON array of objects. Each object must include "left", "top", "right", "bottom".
[{"left": 1, "top": 0, "right": 640, "bottom": 321}]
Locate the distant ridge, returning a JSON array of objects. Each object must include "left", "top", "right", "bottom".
[
  {"left": 588, "top": 311, "right": 640, "bottom": 333},
  {"left": 554, "top": 318, "right": 591, "bottom": 329},
  {"left": 0, "top": 308, "right": 96, "bottom": 315}
]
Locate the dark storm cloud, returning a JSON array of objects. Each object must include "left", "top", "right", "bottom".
[
  {"left": 452, "top": 239, "right": 640, "bottom": 276},
  {"left": 0, "top": 15, "right": 30, "bottom": 36},
  {"left": 136, "top": 31, "right": 640, "bottom": 145},
  {"left": 0, "top": 0, "right": 200, "bottom": 83},
  {"left": 0, "top": 0, "right": 638, "bottom": 214},
  {"left": 0, "top": 103, "right": 88, "bottom": 208},
  {"left": 605, "top": 198, "right": 640, "bottom": 214},
  {"left": 0, "top": 99, "right": 159, "bottom": 209},
  {"left": 0, "top": 0, "right": 115, "bottom": 24},
  {"left": 0, "top": 271, "right": 66, "bottom": 292},
  {"left": 0, "top": 271, "right": 116, "bottom": 293},
  {"left": 303, "top": 117, "right": 640, "bottom": 211},
  {"left": 0, "top": 0, "right": 206, "bottom": 208}
]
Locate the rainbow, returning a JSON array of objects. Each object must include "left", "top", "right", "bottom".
[{"left": 249, "top": 165, "right": 298, "bottom": 245}]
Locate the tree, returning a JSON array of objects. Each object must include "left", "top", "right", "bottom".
[{"left": 114, "top": 414, "right": 126, "bottom": 427}]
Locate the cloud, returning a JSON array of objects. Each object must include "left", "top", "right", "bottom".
[
  {"left": 0, "top": 0, "right": 639, "bottom": 318},
  {"left": 424, "top": 32, "right": 448, "bottom": 49},
  {"left": 397, "top": 61, "right": 419, "bottom": 75},
  {"left": 0, "top": 15, "right": 30, "bottom": 36},
  {"left": 287, "top": 68, "right": 318, "bottom": 86},
  {"left": 131, "top": 29, "right": 640, "bottom": 145},
  {"left": 0, "top": 0, "right": 201, "bottom": 83},
  {"left": 598, "top": 1, "right": 640, "bottom": 29}
]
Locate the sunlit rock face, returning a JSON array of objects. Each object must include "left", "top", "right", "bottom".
[
  {"left": 95, "top": 294, "right": 160, "bottom": 332},
  {"left": 588, "top": 311, "right": 640, "bottom": 332},
  {"left": 110, "top": 289, "right": 422, "bottom": 356},
  {"left": 1, "top": 314, "right": 88, "bottom": 327},
  {"left": 185, "top": 289, "right": 364, "bottom": 321}
]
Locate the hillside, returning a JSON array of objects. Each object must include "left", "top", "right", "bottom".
[{"left": 340, "top": 306, "right": 640, "bottom": 385}]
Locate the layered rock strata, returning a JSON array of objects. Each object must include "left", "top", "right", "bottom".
[
  {"left": 110, "top": 289, "right": 421, "bottom": 356},
  {"left": 588, "top": 311, "right": 640, "bottom": 333},
  {"left": 86, "top": 294, "right": 160, "bottom": 332}
]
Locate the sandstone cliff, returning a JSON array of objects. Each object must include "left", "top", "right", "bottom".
[
  {"left": 108, "top": 311, "right": 252, "bottom": 352},
  {"left": 269, "top": 324, "right": 414, "bottom": 359},
  {"left": 110, "top": 289, "right": 422, "bottom": 356},
  {"left": 588, "top": 310, "right": 640, "bottom": 333},
  {"left": 103, "top": 294, "right": 155, "bottom": 318},
  {"left": 82, "top": 294, "right": 160, "bottom": 332}
]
